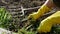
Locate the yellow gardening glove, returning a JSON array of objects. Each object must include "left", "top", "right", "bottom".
[
  {"left": 28, "top": 5, "right": 51, "bottom": 23},
  {"left": 28, "top": 12, "right": 39, "bottom": 24},
  {"left": 28, "top": 12, "right": 39, "bottom": 20},
  {"left": 37, "top": 11, "right": 60, "bottom": 33}
]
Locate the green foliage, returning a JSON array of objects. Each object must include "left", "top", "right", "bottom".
[
  {"left": 18, "top": 26, "right": 37, "bottom": 34},
  {"left": 51, "top": 25, "right": 60, "bottom": 34},
  {"left": 0, "top": 7, "right": 12, "bottom": 29}
]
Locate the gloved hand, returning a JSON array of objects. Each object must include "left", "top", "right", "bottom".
[
  {"left": 28, "top": 12, "right": 39, "bottom": 24},
  {"left": 28, "top": 12, "right": 39, "bottom": 20},
  {"left": 37, "top": 11, "right": 60, "bottom": 33},
  {"left": 28, "top": 5, "right": 51, "bottom": 24}
]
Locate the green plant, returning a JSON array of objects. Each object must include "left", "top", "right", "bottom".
[
  {"left": 0, "top": 7, "right": 12, "bottom": 29},
  {"left": 18, "top": 26, "right": 37, "bottom": 34},
  {"left": 50, "top": 25, "right": 60, "bottom": 34}
]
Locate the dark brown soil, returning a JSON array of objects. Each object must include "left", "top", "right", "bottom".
[{"left": 0, "top": 0, "right": 45, "bottom": 8}]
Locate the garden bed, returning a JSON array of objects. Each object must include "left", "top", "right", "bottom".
[{"left": 0, "top": 0, "right": 60, "bottom": 34}]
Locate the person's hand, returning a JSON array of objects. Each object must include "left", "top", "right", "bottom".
[
  {"left": 28, "top": 12, "right": 39, "bottom": 24},
  {"left": 37, "top": 11, "right": 60, "bottom": 33},
  {"left": 28, "top": 12, "right": 40, "bottom": 20}
]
